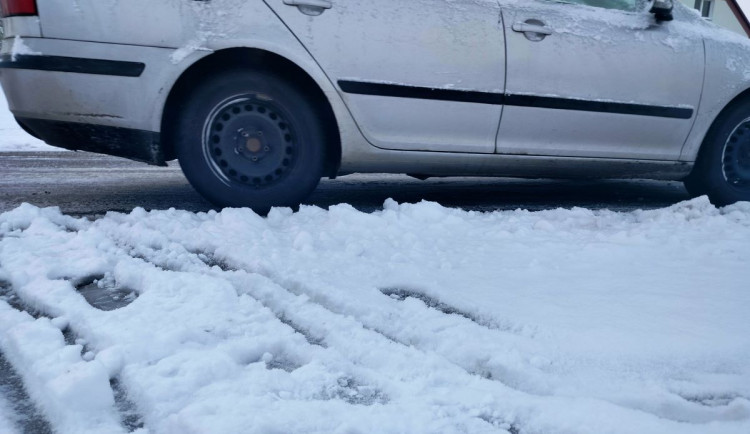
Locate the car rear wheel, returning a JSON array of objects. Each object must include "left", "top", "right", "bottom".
[
  {"left": 174, "top": 69, "right": 326, "bottom": 212},
  {"left": 685, "top": 100, "right": 750, "bottom": 206}
]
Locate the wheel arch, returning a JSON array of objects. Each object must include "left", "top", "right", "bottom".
[
  {"left": 160, "top": 47, "right": 341, "bottom": 177},
  {"left": 690, "top": 86, "right": 750, "bottom": 170}
]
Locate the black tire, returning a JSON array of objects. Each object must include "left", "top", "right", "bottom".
[
  {"left": 685, "top": 100, "right": 750, "bottom": 206},
  {"left": 174, "top": 69, "right": 326, "bottom": 212}
]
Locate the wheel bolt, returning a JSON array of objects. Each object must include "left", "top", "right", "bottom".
[
  {"left": 264, "top": 147, "right": 270, "bottom": 152},
  {"left": 252, "top": 157, "right": 258, "bottom": 162}
]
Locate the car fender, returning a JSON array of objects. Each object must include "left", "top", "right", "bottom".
[
  {"left": 150, "top": 2, "right": 367, "bottom": 166},
  {"left": 681, "top": 34, "right": 750, "bottom": 161}
]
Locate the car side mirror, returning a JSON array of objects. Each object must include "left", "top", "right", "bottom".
[{"left": 650, "top": 0, "right": 674, "bottom": 22}]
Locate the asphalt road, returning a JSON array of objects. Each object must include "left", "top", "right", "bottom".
[{"left": 0, "top": 151, "right": 692, "bottom": 217}]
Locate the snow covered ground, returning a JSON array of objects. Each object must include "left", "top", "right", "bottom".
[
  {"left": 0, "top": 199, "right": 748, "bottom": 433},
  {"left": 0, "top": 92, "right": 57, "bottom": 152},
  {"left": 0, "top": 394, "right": 19, "bottom": 434}
]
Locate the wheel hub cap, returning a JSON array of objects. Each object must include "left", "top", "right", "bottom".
[
  {"left": 723, "top": 120, "right": 750, "bottom": 188},
  {"left": 203, "top": 97, "right": 297, "bottom": 188}
]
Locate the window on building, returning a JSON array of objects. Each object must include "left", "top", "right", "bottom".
[{"left": 694, "top": 0, "right": 715, "bottom": 19}]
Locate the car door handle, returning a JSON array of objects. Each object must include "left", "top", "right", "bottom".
[
  {"left": 283, "top": 0, "right": 332, "bottom": 11},
  {"left": 512, "top": 22, "right": 553, "bottom": 36}
]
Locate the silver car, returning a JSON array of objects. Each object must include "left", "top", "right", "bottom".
[{"left": 1, "top": 0, "right": 749, "bottom": 210}]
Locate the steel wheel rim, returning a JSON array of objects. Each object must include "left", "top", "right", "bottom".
[
  {"left": 201, "top": 95, "right": 298, "bottom": 188},
  {"left": 721, "top": 117, "right": 750, "bottom": 190}
]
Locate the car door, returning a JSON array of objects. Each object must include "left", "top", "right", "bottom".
[
  {"left": 264, "top": 0, "right": 506, "bottom": 154},
  {"left": 497, "top": 0, "right": 704, "bottom": 160}
]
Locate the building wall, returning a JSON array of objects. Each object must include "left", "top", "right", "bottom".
[{"left": 679, "top": 0, "right": 746, "bottom": 35}]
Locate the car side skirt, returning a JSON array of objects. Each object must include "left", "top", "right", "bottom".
[
  {"left": 15, "top": 118, "right": 692, "bottom": 181},
  {"left": 339, "top": 148, "right": 693, "bottom": 181},
  {"left": 17, "top": 117, "right": 165, "bottom": 166}
]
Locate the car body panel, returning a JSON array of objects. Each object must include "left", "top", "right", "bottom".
[
  {"left": 498, "top": 0, "right": 704, "bottom": 160},
  {"left": 0, "top": 16, "right": 41, "bottom": 38},
  {"left": 265, "top": 0, "right": 506, "bottom": 154},
  {"left": 35, "top": 0, "right": 186, "bottom": 47},
  {"left": 1, "top": 2, "right": 347, "bottom": 133},
  {"left": 1, "top": 37, "right": 178, "bottom": 132},
  {"left": 679, "top": 17, "right": 750, "bottom": 160}
]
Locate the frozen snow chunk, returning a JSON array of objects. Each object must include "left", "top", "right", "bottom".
[
  {"left": 316, "top": 377, "right": 388, "bottom": 406},
  {"left": 533, "top": 219, "right": 555, "bottom": 231},
  {"left": 47, "top": 361, "right": 115, "bottom": 412},
  {"left": 293, "top": 231, "right": 314, "bottom": 252},
  {"left": 261, "top": 352, "right": 303, "bottom": 373},
  {"left": 95, "top": 347, "right": 125, "bottom": 378},
  {"left": 49, "top": 316, "right": 69, "bottom": 331},
  {"left": 382, "top": 198, "right": 400, "bottom": 211}
]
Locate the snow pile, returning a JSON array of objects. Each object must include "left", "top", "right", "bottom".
[
  {"left": 0, "top": 199, "right": 748, "bottom": 433},
  {"left": 0, "top": 92, "right": 56, "bottom": 152}
]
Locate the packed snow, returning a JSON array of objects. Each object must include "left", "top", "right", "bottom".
[
  {"left": 0, "top": 198, "right": 748, "bottom": 433},
  {"left": 0, "top": 92, "right": 56, "bottom": 152}
]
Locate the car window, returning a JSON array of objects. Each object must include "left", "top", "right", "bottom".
[{"left": 551, "top": 0, "right": 640, "bottom": 12}]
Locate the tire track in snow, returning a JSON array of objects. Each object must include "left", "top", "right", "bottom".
[
  {"left": 212, "top": 265, "right": 523, "bottom": 429},
  {"left": 106, "top": 244, "right": 399, "bottom": 406},
  {"left": 102, "top": 239, "right": 538, "bottom": 426},
  {"left": 106, "top": 242, "right": 331, "bottom": 350},
  {"left": 6, "top": 226, "right": 505, "bottom": 430},
  {"left": 68, "top": 239, "right": 400, "bottom": 412},
  {"left": 119, "top": 239, "right": 558, "bottom": 430},
  {"left": 94, "top": 221, "right": 750, "bottom": 431},
  {"left": 0, "top": 279, "right": 144, "bottom": 433},
  {"left": 188, "top": 250, "right": 750, "bottom": 426},
  {"left": 186, "top": 250, "right": 547, "bottom": 395},
  {"left": 109, "top": 379, "right": 144, "bottom": 432},
  {"left": 0, "top": 280, "right": 43, "bottom": 320},
  {"left": 68, "top": 277, "right": 144, "bottom": 431},
  {"left": 379, "top": 286, "right": 516, "bottom": 332},
  {"left": 141, "top": 247, "right": 531, "bottom": 429},
  {"left": 0, "top": 351, "right": 53, "bottom": 434}
]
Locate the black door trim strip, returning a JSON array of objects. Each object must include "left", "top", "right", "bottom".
[
  {"left": 0, "top": 54, "right": 145, "bottom": 77},
  {"left": 503, "top": 94, "right": 693, "bottom": 120},
  {"left": 339, "top": 80, "right": 505, "bottom": 105},
  {"left": 338, "top": 80, "right": 693, "bottom": 120}
]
